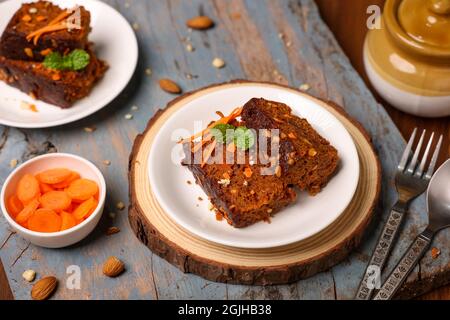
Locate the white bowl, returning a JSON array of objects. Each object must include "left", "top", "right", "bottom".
[
  {"left": 1, "top": 153, "right": 106, "bottom": 248},
  {"left": 363, "top": 39, "right": 450, "bottom": 118}
]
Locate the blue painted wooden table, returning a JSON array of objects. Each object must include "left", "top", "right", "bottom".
[{"left": 0, "top": 0, "right": 448, "bottom": 299}]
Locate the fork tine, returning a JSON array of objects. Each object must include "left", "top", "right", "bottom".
[
  {"left": 414, "top": 132, "right": 434, "bottom": 178},
  {"left": 406, "top": 129, "right": 426, "bottom": 174},
  {"left": 398, "top": 128, "right": 417, "bottom": 171},
  {"left": 425, "top": 134, "right": 443, "bottom": 180}
]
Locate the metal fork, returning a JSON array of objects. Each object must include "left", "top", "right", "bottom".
[{"left": 355, "top": 128, "right": 443, "bottom": 300}]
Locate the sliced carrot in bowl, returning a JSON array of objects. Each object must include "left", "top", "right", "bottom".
[
  {"left": 51, "top": 171, "right": 80, "bottom": 189},
  {"left": 27, "top": 208, "right": 62, "bottom": 233},
  {"left": 6, "top": 195, "right": 24, "bottom": 218},
  {"left": 60, "top": 211, "right": 77, "bottom": 231},
  {"left": 66, "top": 179, "right": 99, "bottom": 202},
  {"left": 73, "top": 197, "right": 97, "bottom": 220},
  {"left": 39, "top": 190, "right": 72, "bottom": 212},
  {"left": 17, "top": 174, "right": 40, "bottom": 204},
  {"left": 39, "top": 181, "right": 54, "bottom": 193},
  {"left": 15, "top": 199, "right": 39, "bottom": 225},
  {"left": 37, "top": 168, "right": 72, "bottom": 185}
]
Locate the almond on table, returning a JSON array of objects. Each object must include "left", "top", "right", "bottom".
[{"left": 7, "top": 168, "right": 100, "bottom": 233}]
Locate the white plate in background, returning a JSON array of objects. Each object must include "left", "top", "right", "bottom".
[{"left": 0, "top": 0, "right": 138, "bottom": 128}]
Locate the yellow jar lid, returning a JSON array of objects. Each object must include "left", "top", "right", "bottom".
[{"left": 398, "top": 0, "right": 450, "bottom": 48}]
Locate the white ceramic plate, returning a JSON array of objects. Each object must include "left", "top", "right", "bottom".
[
  {"left": 0, "top": 0, "right": 138, "bottom": 128},
  {"left": 148, "top": 83, "right": 360, "bottom": 249}
]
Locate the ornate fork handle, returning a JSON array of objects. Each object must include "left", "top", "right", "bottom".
[
  {"left": 373, "top": 231, "right": 432, "bottom": 300},
  {"left": 355, "top": 203, "right": 406, "bottom": 300}
]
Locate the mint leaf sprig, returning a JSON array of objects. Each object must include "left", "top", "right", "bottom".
[
  {"left": 43, "top": 49, "right": 90, "bottom": 71},
  {"left": 211, "top": 124, "right": 255, "bottom": 150}
]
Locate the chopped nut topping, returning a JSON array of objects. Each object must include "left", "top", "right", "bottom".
[
  {"left": 230, "top": 189, "right": 237, "bottom": 194},
  {"left": 51, "top": 73, "right": 61, "bottom": 81},
  {"left": 22, "top": 269, "right": 36, "bottom": 282},
  {"left": 28, "top": 7, "right": 38, "bottom": 14},
  {"left": 288, "top": 132, "right": 297, "bottom": 139},
  {"left": 9, "top": 159, "right": 18, "bottom": 168},
  {"left": 218, "top": 179, "right": 230, "bottom": 186},
  {"left": 243, "top": 180, "right": 248, "bottom": 186},
  {"left": 275, "top": 166, "right": 282, "bottom": 177},
  {"left": 308, "top": 148, "right": 317, "bottom": 157},
  {"left": 212, "top": 58, "right": 225, "bottom": 68},
  {"left": 280, "top": 132, "right": 287, "bottom": 139},
  {"left": 222, "top": 172, "right": 231, "bottom": 180},
  {"left": 299, "top": 83, "right": 310, "bottom": 91},
  {"left": 36, "top": 15, "right": 46, "bottom": 22},
  {"left": 267, "top": 208, "right": 273, "bottom": 214},
  {"left": 186, "top": 44, "right": 195, "bottom": 52},
  {"left": 116, "top": 201, "right": 126, "bottom": 210},
  {"left": 84, "top": 126, "right": 96, "bottom": 133},
  {"left": 288, "top": 158, "right": 295, "bottom": 165},
  {"left": 24, "top": 48, "right": 34, "bottom": 58},
  {"left": 250, "top": 190, "right": 255, "bottom": 195}
]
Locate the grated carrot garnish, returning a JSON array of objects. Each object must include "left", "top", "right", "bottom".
[
  {"left": 201, "top": 140, "right": 217, "bottom": 168},
  {"left": 178, "top": 107, "right": 242, "bottom": 144}
]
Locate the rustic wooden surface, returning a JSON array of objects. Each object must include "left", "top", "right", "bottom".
[
  {"left": 315, "top": 0, "right": 450, "bottom": 300},
  {"left": 0, "top": 0, "right": 448, "bottom": 299}
]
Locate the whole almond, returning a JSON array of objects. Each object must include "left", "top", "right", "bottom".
[
  {"left": 186, "top": 16, "right": 214, "bottom": 30},
  {"left": 159, "top": 79, "right": 182, "bottom": 94},
  {"left": 31, "top": 276, "right": 57, "bottom": 300},
  {"left": 103, "top": 256, "right": 125, "bottom": 277}
]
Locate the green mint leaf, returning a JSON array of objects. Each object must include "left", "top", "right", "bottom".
[
  {"left": 234, "top": 126, "right": 255, "bottom": 150},
  {"left": 211, "top": 123, "right": 235, "bottom": 144},
  {"left": 42, "top": 49, "right": 90, "bottom": 71},
  {"left": 68, "top": 49, "right": 90, "bottom": 71},
  {"left": 43, "top": 52, "right": 64, "bottom": 70}
]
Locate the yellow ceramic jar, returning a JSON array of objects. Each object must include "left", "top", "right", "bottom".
[{"left": 364, "top": 0, "right": 450, "bottom": 117}]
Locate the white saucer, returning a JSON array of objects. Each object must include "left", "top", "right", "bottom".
[{"left": 0, "top": 0, "right": 138, "bottom": 128}]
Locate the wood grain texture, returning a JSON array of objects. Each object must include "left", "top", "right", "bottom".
[
  {"left": 314, "top": 0, "right": 450, "bottom": 301},
  {"left": 0, "top": 0, "right": 448, "bottom": 299},
  {"left": 128, "top": 81, "right": 381, "bottom": 285}
]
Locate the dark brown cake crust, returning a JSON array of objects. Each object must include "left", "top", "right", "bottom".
[
  {"left": 0, "top": 1, "right": 91, "bottom": 61},
  {"left": 0, "top": 49, "right": 107, "bottom": 108},
  {"left": 241, "top": 98, "right": 339, "bottom": 194}
]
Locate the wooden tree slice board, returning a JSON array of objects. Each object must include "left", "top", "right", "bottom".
[{"left": 128, "top": 81, "right": 381, "bottom": 285}]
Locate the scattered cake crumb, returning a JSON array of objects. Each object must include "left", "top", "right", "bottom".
[
  {"left": 186, "top": 180, "right": 192, "bottom": 185},
  {"left": 84, "top": 126, "right": 96, "bottom": 133},
  {"left": 116, "top": 201, "right": 125, "bottom": 210},
  {"left": 9, "top": 159, "right": 18, "bottom": 168},
  {"left": 198, "top": 197, "right": 203, "bottom": 201},
  {"left": 431, "top": 247, "right": 441, "bottom": 259}
]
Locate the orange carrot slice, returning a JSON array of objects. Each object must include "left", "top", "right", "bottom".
[
  {"left": 51, "top": 171, "right": 80, "bottom": 189},
  {"left": 83, "top": 198, "right": 98, "bottom": 220},
  {"left": 39, "top": 181, "right": 54, "bottom": 194},
  {"left": 15, "top": 199, "right": 39, "bottom": 225},
  {"left": 73, "top": 197, "right": 96, "bottom": 220},
  {"left": 66, "top": 179, "right": 99, "bottom": 202},
  {"left": 39, "top": 191, "right": 72, "bottom": 212},
  {"left": 60, "top": 211, "right": 77, "bottom": 231},
  {"left": 6, "top": 195, "right": 24, "bottom": 218},
  {"left": 27, "top": 208, "right": 62, "bottom": 233},
  {"left": 37, "top": 168, "right": 72, "bottom": 184},
  {"left": 17, "top": 174, "right": 40, "bottom": 205}
]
